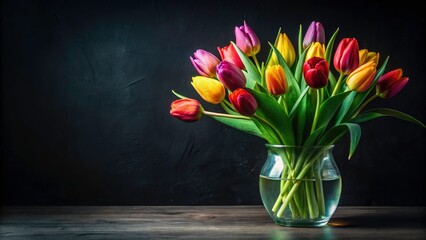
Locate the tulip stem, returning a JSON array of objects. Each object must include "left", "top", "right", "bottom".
[
  {"left": 311, "top": 89, "right": 321, "bottom": 134},
  {"left": 204, "top": 111, "right": 251, "bottom": 120},
  {"left": 331, "top": 73, "right": 344, "bottom": 96},
  {"left": 252, "top": 55, "right": 261, "bottom": 72},
  {"left": 350, "top": 94, "right": 378, "bottom": 119}
]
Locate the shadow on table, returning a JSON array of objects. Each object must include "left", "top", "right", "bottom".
[{"left": 327, "top": 210, "right": 426, "bottom": 229}]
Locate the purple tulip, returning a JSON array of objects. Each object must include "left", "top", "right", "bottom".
[
  {"left": 303, "top": 21, "right": 325, "bottom": 49},
  {"left": 190, "top": 49, "right": 220, "bottom": 77},
  {"left": 216, "top": 61, "right": 247, "bottom": 91},
  {"left": 235, "top": 20, "right": 261, "bottom": 57}
]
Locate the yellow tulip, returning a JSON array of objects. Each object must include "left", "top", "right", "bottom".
[
  {"left": 305, "top": 42, "right": 325, "bottom": 61},
  {"left": 346, "top": 61, "right": 377, "bottom": 92},
  {"left": 265, "top": 65, "right": 288, "bottom": 95},
  {"left": 191, "top": 76, "right": 225, "bottom": 104},
  {"left": 269, "top": 33, "right": 296, "bottom": 67},
  {"left": 359, "top": 49, "right": 380, "bottom": 65}
]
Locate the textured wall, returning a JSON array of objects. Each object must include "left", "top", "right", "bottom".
[{"left": 1, "top": 0, "right": 425, "bottom": 205}]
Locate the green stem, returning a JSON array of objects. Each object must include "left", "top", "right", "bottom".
[
  {"left": 311, "top": 89, "right": 321, "bottom": 134},
  {"left": 252, "top": 54, "right": 261, "bottom": 73},
  {"left": 204, "top": 111, "right": 250, "bottom": 120},
  {"left": 279, "top": 95, "right": 289, "bottom": 115},
  {"left": 305, "top": 177, "right": 319, "bottom": 219},
  {"left": 331, "top": 73, "right": 344, "bottom": 97},
  {"left": 314, "top": 169, "right": 325, "bottom": 217},
  {"left": 350, "top": 94, "right": 378, "bottom": 119},
  {"left": 276, "top": 149, "right": 328, "bottom": 218}
]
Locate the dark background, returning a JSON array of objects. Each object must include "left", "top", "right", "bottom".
[{"left": 1, "top": 0, "right": 425, "bottom": 206}]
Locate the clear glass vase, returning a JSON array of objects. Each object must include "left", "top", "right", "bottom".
[{"left": 259, "top": 144, "right": 341, "bottom": 227}]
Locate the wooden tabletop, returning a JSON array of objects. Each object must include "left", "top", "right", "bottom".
[{"left": 1, "top": 206, "right": 425, "bottom": 239}]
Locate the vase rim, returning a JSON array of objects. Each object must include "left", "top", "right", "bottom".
[{"left": 264, "top": 144, "right": 335, "bottom": 149}]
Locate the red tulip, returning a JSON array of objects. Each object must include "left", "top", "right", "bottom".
[
  {"left": 303, "top": 57, "right": 329, "bottom": 89},
  {"left": 217, "top": 43, "right": 245, "bottom": 69},
  {"left": 376, "top": 68, "right": 409, "bottom": 98},
  {"left": 170, "top": 98, "right": 203, "bottom": 122},
  {"left": 333, "top": 38, "right": 359, "bottom": 75},
  {"left": 229, "top": 88, "right": 257, "bottom": 116}
]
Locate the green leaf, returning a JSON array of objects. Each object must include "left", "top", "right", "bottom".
[
  {"left": 316, "top": 91, "right": 351, "bottom": 130},
  {"left": 289, "top": 86, "right": 309, "bottom": 117},
  {"left": 297, "top": 24, "right": 303, "bottom": 57},
  {"left": 210, "top": 116, "right": 265, "bottom": 139},
  {"left": 325, "top": 28, "right": 339, "bottom": 65},
  {"left": 335, "top": 91, "right": 356, "bottom": 125},
  {"left": 254, "top": 82, "right": 270, "bottom": 95},
  {"left": 351, "top": 108, "right": 426, "bottom": 128},
  {"left": 266, "top": 27, "right": 282, "bottom": 66},
  {"left": 247, "top": 89, "right": 295, "bottom": 145},
  {"left": 327, "top": 71, "right": 337, "bottom": 94},
  {"left": 303, "top": 126, "right": 326, "bottom": 147},
  {"left": 231, "top": 42, "right": 261, "bottom": 88},
  {"left": 172, "top": 90, "right": 189, "bottom": 99},
  {"left": 251, "top": 117, "right": 280, "bottom": 144},
  {"left": 242, "top": 70, "right": 256, "bottom": 89},
  {"left": 294, "top": 46, "right": 309, "bottom": 84},
  {"left": 319, "top": 123, "right": 361, "bottom": 159}
]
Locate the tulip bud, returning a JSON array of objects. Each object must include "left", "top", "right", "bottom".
[
  {"left": 170, "top": 98, "right": 204, "bottom": 122},
  {"left": 265, "top": 65, "right": 288, "bottom": 95},
  {"left": 346, "top": 61, "right": 377, "bottom": 92},
  {"left": 269, "top": 33, "right": 296, "bottom": 67},
  {"left": 305, "top": 42, "right": 325, "bottom": 61},
  {"left": 359, "top": 49, "right": 380, "bottom": 66},
  {"left": 190, "top": 49, "right": 220, "bottom": 78},
  {"left": 333, "top": 38, "right": 360, "bottom": 75},
  {"left": 191, "top": 76, "right": 225, "bottom": 104},
  {"left": 217, "top": 43, "right": 245, "bottom": 69},
  {"left": 303, "top": 57, "right": 329, "bottom": 89},
  {"left": 229, "top": 88, "right": 258, "bottom": 116},
  {"left": 303, "top": 21, "right": 325, "bottom": 49},
  {"left": 235, "top": 20, "right": 261, "bottom": 57},
  {"left": 376, "top": 68, "right": 409, "bottom": 98},
  {"left": 216, "top": 61, "right": 247, "bottom": 91}
]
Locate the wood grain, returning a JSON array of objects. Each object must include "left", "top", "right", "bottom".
[{"left": 1, "top": 206, "right": 425, "bottom": 239}]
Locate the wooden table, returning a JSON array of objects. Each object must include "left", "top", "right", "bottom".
[{"left": 1, "top": 206, "right": 425, "bottom": 239}]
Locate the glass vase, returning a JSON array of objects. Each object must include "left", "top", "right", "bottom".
[{"left": 259, "top": 144, "right": 341, "bottom": 227}]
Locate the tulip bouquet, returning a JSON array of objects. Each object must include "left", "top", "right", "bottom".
[{"left": 170, "top": 20, "right": 425, "bottom": 221}]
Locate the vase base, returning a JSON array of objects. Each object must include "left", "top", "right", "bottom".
[{"left": 274, "top": 218, "right": 329, "bottom": 227}]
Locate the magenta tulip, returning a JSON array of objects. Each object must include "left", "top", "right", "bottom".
[
  {"left": 190, "top": 49, "right": 220, "bottom": 78},
  {"left": 216, "top": 61, "right": 247, "bottom": 91},
  {"left": 235, "top": 20, "right": 261, "bottom": 57}
]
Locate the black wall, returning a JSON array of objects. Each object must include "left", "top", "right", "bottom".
[{"left": 1, "top": 0, "right": 425, "bottom": 206}]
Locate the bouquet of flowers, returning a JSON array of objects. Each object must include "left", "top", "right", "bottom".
[{"left": 169, "top": 20, "right": 425, "bottom": 223}]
